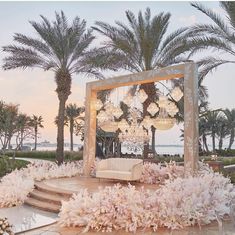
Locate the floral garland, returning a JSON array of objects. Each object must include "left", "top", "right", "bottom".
[{"left": 0, "top": 218, "right": 13, "bottom": 235}]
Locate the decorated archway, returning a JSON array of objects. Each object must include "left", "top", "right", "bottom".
[{"left": 83, "top": 62, "right": 198, "bottom": 176}]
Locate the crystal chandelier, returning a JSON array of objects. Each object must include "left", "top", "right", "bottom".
[
  {"left": 118, "top": 109, "right": 150, "bottom": 145},
  {"left": 138, "top": 89, "right": 148, "bottom": 103},
  {"left": 147, "top": 102, "right": 159, "bottom": 116},
  {"left": 153, "top": 107, "right": 175, "bottom": 130},
  {"left": 97, "top": 110, "right": 109, "bottom": 123},
  {"left": 158, "top": 95, "right": 168, "bottom": 108},
  {"left": 170, "top": 86, "right": 183, "bottom": 102}
]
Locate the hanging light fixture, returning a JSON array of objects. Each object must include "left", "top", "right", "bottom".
[
  {"left": 123, "top": 93, "right": 133, "bottom": 106},
  {"left": 158, "top": 95, "right": 168, "bottom": 108},
  {"left": 153, "top": 108, "right": 175, "bottom": 130},
  {"left": 96, "top": 99, "right": 103, "bottom": 110},
  {"left": 141, "top": 115, "right": 153, "bottom": 130},
  {"left": 118, "top": 119, "right": 129, "bottom": 131},
  {"left": 138, "top": 89, "right": 148, "bottom": 103},
  {"left": 165, "top": 101, "right": 179, "bottom": 117},
  {"left": 97, "top": 110, "right": 109, "bottom": 122},
  {"left": 99, "top": 122, "right": 119, "bottom": 132},
  {"left": 113, "top": 106, "right": 123, "bottom": 119},
  {"left": 170, "top": 86, "right": 183, "bottom": 102},
  {"left": 147, "top": 102, "right": 159, "bottom": 116}
]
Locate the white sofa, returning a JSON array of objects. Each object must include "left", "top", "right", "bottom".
[{"left": 96, "top": 158, "right": 143, "bottom": 181}]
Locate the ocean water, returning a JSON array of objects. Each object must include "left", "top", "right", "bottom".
[{"left": 35, "top": 145, "right": 184, "bottom": 155}]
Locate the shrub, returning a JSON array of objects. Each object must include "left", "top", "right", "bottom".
[
  {"left": 0, "top": 156, "right": 29, "bottom": 177},
  {"left": 4, "top": 151, "right": 83, "bottom": 161}
]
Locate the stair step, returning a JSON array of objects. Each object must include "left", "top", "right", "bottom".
[
  {"left": 34, "top": 182, "right": 75, "bottom": 198},
  {"left": 29, "top": 190, "right": 68, "bottom": 205},
  {"left": 24, "top": 198, "right": 60, "bottom": 213}
]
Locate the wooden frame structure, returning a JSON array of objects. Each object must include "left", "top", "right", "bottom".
[{"left": 83, "top": 62, "right": 199, "bottom": 176}]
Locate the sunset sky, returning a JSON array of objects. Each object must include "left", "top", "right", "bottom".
[{"left": 0, "top": 1, "right": 234, "bottom": 146}]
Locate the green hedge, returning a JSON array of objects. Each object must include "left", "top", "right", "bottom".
[
  {"left": 0, "top": 156, "right": 29, "bottom": 177},
  {"left": 4, "top": 151, "right": 83, "bottom": 161}
]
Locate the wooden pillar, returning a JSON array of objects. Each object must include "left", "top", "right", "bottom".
[
  {"left": 83, "top": 84, "right": 97, "bottom": 176},
  {"left": 184, "top": 62, "right": 199, "bottom": 174}
]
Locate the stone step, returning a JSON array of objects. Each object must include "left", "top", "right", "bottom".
[
  {"left": 34, "top": 181, "right": 74, "bottom": 198},
  {"left": 24, "top": 198, "right": 61, "bottom": 213},
  {"left": 29, "top": 189, "right": 68, "bottom": 206}
]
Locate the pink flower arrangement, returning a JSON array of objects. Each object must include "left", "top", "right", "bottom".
[
  {"left": 0, "top": 161, "right": 83, "bottom": 208},
  {"left": 59, "top": 163, "right": 235, "bottom": 232}
]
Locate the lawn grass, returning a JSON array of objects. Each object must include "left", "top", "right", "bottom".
[{"left": 0, "top": 156, "right": 29, "bottom": 177}]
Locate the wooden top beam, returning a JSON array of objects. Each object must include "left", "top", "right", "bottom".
[{"left": 88, "top": 63, "right": 186, "bottom": 91}]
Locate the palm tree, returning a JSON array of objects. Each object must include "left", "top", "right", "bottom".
[
  {"left": 91, "top": 8, "right": 192, "bottom": 156},
  {"left": 187, "top": 2, "right": 235, "bottom": 81},
  {"left": 2, "top": 12, "right": 100, "bottom": 164},
  {"left": 199, "top": 117, "right": 210, "bottom": 152},
  {"left": 223, "top": 109, "right": 235, "bottom": 149},
  {"left": 29, "top": 115, "right": 44, "bottom": 150},
  {"left": 15, "top": 113, "right": 31, "bottom": 150},
  {"left": 203, "top": 110, "right": 221, "bottom": 152},
  {"left": 215, "top": 114, "right": 229, "bottom": 150},
  {"left": 65, "top": 104, "right": 84, "bottom": 151}
]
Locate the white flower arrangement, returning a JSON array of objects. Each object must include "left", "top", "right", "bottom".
[
  {"left": 58, "top": 163, "right": 235, "bottom": 232},
  {"left": 0, "top": 218, "right": 13, "bottom": 235},
  {"left": 0, "top": 161, "right": 83, "bottom": 208}
]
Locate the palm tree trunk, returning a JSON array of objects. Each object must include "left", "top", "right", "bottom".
[
  {"left": 55, "top": 69, "right": 71, "bottom": 164},
  {"left": 34, "top": 128, "right": 38, "bottom": 151},
  {"left": 212, "top": 132, "right": 216, "bottom": 152},
  {"left": 70, "top": 119, "right": 74, "bottom": 151},
  {"left": 218, "top": 134, "right": 223, "bottom": 150},
  {"left": 228, "top": 129, "right": 234, "bottom": 150},
  {"left": 151, "top": 126, "right": 156, "bottom": 155},
  {"left": 202, "top": 134, "right": 209, "bottom": 152},
  {"left": 56, "top": 96, "right": 66, "bottom": 164}
]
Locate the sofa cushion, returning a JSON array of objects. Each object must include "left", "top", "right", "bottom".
[
  {"left": 96, "top": 170, "right": 132, "bottom": 181},
  {"left": 107, "top": 158, "right": 142, "bottom": 171}
]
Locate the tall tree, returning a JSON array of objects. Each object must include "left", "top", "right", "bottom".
[
  {"left": 65, "top": 104, "right": 83, "bottom": 151},
  {"left": 29, "top": 115, "right": 44, "bottom": 150},
  {"left": 2, "top": 11, "right": 101, "bottom": 164},
  {"left": 91, "top": 8, "right": 191, "bottom": 156},
  {"left": 215, "top": 114, "right": 229, "bottom": 150},
  {"left": 15, "top": 113, "right": 31, "bottom": 150},
  {"left": 223, "top": 108, "right": 235, "bottom": 149},
  {"left": 187, "top": 2, "right": 235, "bottom": 81}
]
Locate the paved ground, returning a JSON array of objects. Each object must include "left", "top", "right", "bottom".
[
  {"left": 22, "top": 219, "right": 235, "bottom": 235},
  {"left": 0, "top": 205, "right": 57, "bottom": 234}
]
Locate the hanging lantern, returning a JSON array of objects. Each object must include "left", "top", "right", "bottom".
[
  {"left": 170, "top": 86, "right": 183, "bottom": 102},
  {"left": 165, "top": 101, "right": 179, "bottom": 117},
  {"left": 97, "top": 110, "right": 109, "bottom": 122},
  {"left": 153, "top": 108, "right": 175, "bottom": 130},
  {"left": 99, "top": 122, "right": 119, "bottom": 132},
  {"left": 118, "top": 119, "right": 129, "bottom": 131},
  {"left": 96, "top": 99, "right": 103, "bottom": 110},
  {"left": 104, "top": 101, "right": 115, "bottom": 115},
  {"left": 141, "top": 116, "right": 153, "bottom": 129},
  {"left": 138, "top": 89, "right": 148, "bottom": 103},
  {"left": 158, "top": 95, "right": 168, "bottom": 108},
  {"left": 113, "top": 106, "right": 123, "bottom": 119},
  {"left": 147, "top": 102, "right": 159, "bottom": 116},
  {"left": 123, "top": 93, "right": 133, "bottom": 106}
]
